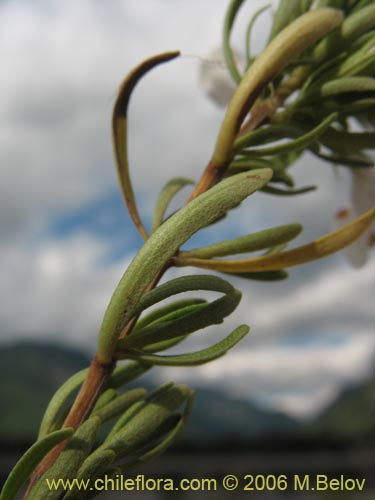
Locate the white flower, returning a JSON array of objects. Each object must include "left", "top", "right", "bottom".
[
  {"left": 199, "top": 47, "right": 243, "bottom": 107},
  {"left": 335, "top": 168, "right": 375, "bottom": 267}
]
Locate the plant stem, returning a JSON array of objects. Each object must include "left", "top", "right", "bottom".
[
  {"left": 188, "top": 66, "right": 309, "bottom": 202},
  {"left": 25, "top": 62, "right": 310, "bottom": 500},
  {"left": 24, "top": 356, "right": 114, "bottom": 496}
]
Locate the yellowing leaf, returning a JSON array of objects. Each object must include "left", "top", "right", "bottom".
[{"left": 175, "top": 208, "right": 375, "bottom": 272}]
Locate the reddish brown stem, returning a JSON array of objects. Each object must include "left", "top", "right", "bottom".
[{"left": 25, "top": 356, "right": 113, "bottom": 496}]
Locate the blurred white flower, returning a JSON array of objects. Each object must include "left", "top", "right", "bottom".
[
  {"left": 199, "top": 47, "right": 243, "bottom": 107},
  {"left": 335, "top": 168, "right": 375, "bottom": 267}
]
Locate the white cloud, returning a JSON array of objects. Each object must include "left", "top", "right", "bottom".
[
  {"left": 0, "top": 233, "right": 130, "bottom": 349},
  {"left": 157, "top": 332, "right": 374, "bottom": 418}
]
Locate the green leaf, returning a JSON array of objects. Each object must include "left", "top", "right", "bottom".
[
  {"left": 38, "top": 362, "right": 149, "bottom": 438},
  {"left": 28, "top": 417, "right": 101, "bottom": 500},
  {"left": 351, "top": 0, "right": 374, "bottom": 12},
  {"left": 213, "top": 8, "right": 343, "bottom": 166},
  {"left": 269, "top": 0, "right": 313, "bottom": 42},
  {"left": 261, "top": 185, "right": 316, "bottom": 195},
  {"left": 229, "top": 151, "right": 302, "bottom": 187},
  {"left": 223, "top": 0, "right": 247, "bottom": 83},
  {"left": 238, "top": 113, "right": 337, "bottom": 157},
  {"left": 92, "top": 388, "right": 147, "bottom": 423},
  {"left": 320, "top": 127, "right": 375, "bottom": 152},
  {"left": 180, "top": 224, "right": 302, "bottom": 259},
  {"left": 151, "top": 177, "right": 194, "bottom": 233},
  {"left": 304, "top": 77, "right": 375, "bottom": 103},
  {"left": 224, "top": 270, "right": 289, "bottom": 281},
  {"left": 106, "top": 400, "right": 147, "bottom": 441},
  {"left": 62, "top": 450, "right": 116, "bottom": 500},
  {"left": 96, "top": 385, "right": 192, "bottom": 458},
  {"left": 118, "top": 288, "right": 241, "bottom": 350},
  {"left": 313, "top": 4, "right": 375, "bottom": 62},
  {"left": 91, "top": 388, "right": 118, "bottom": 414},
  {"left": 97, "top": 168, "right": 273, "bottom": 365},
  {"left": 174, "top": 208, "right": 375, "bottom": 273},
  {"left": 245, "top": 4, "right": 271, "bottom": 63},
  {"left": 142, "top": 335, "right": 188, "bottom": 353},
  {"left": 131, "top": 274, "right": 238, "bottom": 318},
  {"left": 0, "top": 428, "right": 73, "bottom": 500},
  {"left": 133, "top": 298, "right": 207, "bottom": 332},
  {"left": 314, "top": 151, "right": 374, "bottom": 168},
  {"left": 109, "top": 361, "right": 151, "bottom": 389},
  {"left": 234, "top": 123, "right": 307, "bottom": 151},
  {"left": 112, "top": 51, "right": 180, "bottom": 240},
  {"left": 38, "top": 369, "right": 88, "bottom": 438},
  {"left": 119, "top": 325, "right": 249, "bottom": 366},
  {"left": 121, "top": 393, "right": 194, "bottom": 470}
]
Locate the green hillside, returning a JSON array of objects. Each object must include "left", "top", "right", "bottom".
[{"left": 0, "top": 341, "right": 90, "bottom": 442}]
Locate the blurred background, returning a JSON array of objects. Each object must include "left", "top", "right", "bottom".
[{"left": 0, "top": 0, "right": 374, "bottom": 498}]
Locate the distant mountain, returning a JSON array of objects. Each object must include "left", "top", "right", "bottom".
[
  {"left": 0, "top": 341, "right": 90, "bottom": 442},
  {"left": 307, "top": 379, "right": 374, "bottom": 442},
  {"left": 0, "top": 341, "right": 373, "bottom": 447},
  {"left": 180, "top": 387, "right": 301, "bottom": 446}
]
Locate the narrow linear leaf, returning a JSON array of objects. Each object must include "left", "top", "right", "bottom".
[
  {"left": 112, "top": 51, "right": 180, "bottom": 240},
  {"left": 174, "top": 208, "right": 375, "bottom": 272},
  {"left": 107, "top": 380, "right": 175, "bottom": 442},
  {"left": 238, "top": 113, "right": 337, "bottom": 157},
  {"left": 261, "top": 185, "right": 316, "bottom": 195},
  {"left": 224, "top": 270, "right": 289, "bottom": 281},
  {"left": 28, "top": 417, "right": 101, "bottom": 500},
  {"left": 91, "top": 388, "right": 118, "bottom": 414},
  {"left": 313, "top": 4, "right": 375, "bottom": 62},
  {"left": 119, "top": 289, "right": 241, "bottom": 350},
  {"left": 180, "top": 224, "right": 302, "bottom": 259},
  {"left": 135, "top": 302, "right": 207, "bottom": 332},
  {"left": 352, "top": 0, "right": 373, "bottom": 13},
  {"left": 106, "top": 400, "right": 147, "bottom": 441},
  {"left": 147, "top": 381, "right": 176, "bottom": 401},
  {"left": 234, "top": 123, "right": 306, "bottom": 151},
  {"left": 151, "top": 177, "right": 194, "bottom": 233},
  {"left": 62, "top": 450, "right": 116, "bottom": 500},
  {"left": 133, "top": 298, "right": 207, "bottom": 332},
  {"left": 0, "top": 429, "right": 73, "bottom": 500},
  {"left": 118, "top": 325, "right": 249, "bottom": 366},
  {"left": 269, "top": 0, "right": 313, "bottom": 41},
  {"left": 315, "top": 151, "right": 374, "bottom": 168},
  {"left": 131, "top": 273, "right": 239, "bottom": 318},
  {"left": 97, "top": 168, "right": 272, "bottom": 365},
  {"left": 245, "top": 4, "right": 271, "bottom": 63},
  {"left": 97, "top": 385, "right": 191, "bottom": 458},
  {"left": 92, "top": 388, "right": 147, "bottom": 423},
  {"left": 38, "top": 369, "right": 88, "bottom": 438},
  {"left": 121, "top": 393, "right": 194, "bottom": 470},
  {"left": 109, "top": 362, "right": 151, "bottom": 390},
  {"left": 327, "top": 97, "right": 375, "bottom": 116},
  {"left": 142, "top": 335, "right": 188, "bottom": 354},
  {"left": 213, "top": 8, "right": 343, "bottom": 166},
  {"left": 303, "top": 77, "right": 375, "bottom": 104},
  {"left": 321, "top": 128, "right": 375, "bottom": 151},
  {"left": 223, "top": 0, "right": 247, "bottom": 83}
]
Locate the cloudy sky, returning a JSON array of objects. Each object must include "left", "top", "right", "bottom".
[{"left": 1, "top": 0, "right": 374, "bottom": 419}]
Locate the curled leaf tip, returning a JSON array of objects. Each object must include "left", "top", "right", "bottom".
[{"left": 112, "top": 51, "right": 181, "bottom": 240}]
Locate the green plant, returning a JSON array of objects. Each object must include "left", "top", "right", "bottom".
[{"left": 2, "top": 0, "right": 374, "bottom": 498}]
